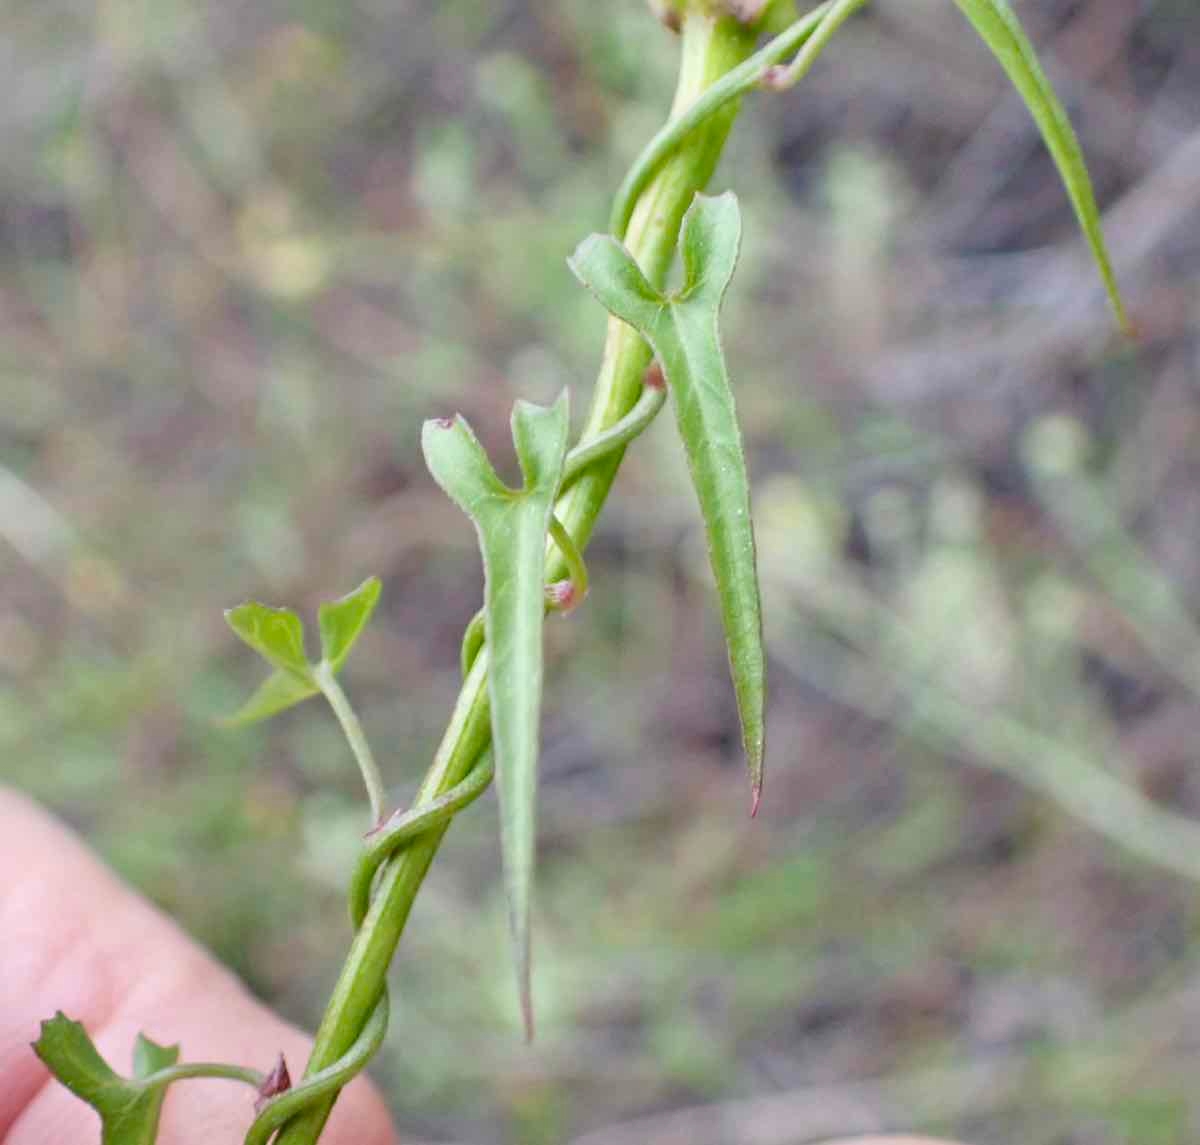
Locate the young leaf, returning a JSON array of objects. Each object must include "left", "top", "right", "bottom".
[
  {"left": 318, "top": 576, "right": 382, "bottom": 671},
  {"left": 569, "top": 192, "right": 766, "bottom": 809},
  {"left": 33, "top": 1013, "right": 178, "bottom": 1145},
  {"left": 224, "top": 602, "right": 313, "bottom": 682},
  {"left": 951, "top": 0, "right": 1129, "bottom": 332},
  {"left": 422, "top": 392, "right": 570, "bottom": 1037},
  {"left": 219, "top": 669, "right": 320, "bottom": 727},
  {"left": 222, "top": 580, "right": 383, "bottom": 727}
]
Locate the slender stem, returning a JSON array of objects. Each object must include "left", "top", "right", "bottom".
[
  {"left": 760, "top": 0, "right": 868, "bottom": 91},
  {"left": 559, "top": 379, "right": 667, "bottom": 492},
  {"left": 141, "top": 1062, "right": 265, "bottom": 1089},
  {"left": 609, "top": 0, "right": 832, "bottom": 238},
  {"left": 460, "top": 607, "right": 486, "bottom": 680},
  {"left": 314, "top": 662, "right": 386, "bottom": 825},
  {"left": 273, "top": 10, "right": 760, "bottom": 1143},
  {"left": 246, "top": 995, "right": 390, "bottom": 1145},
  {"left": 547, "top": 516, "right": 589, "bottom": 606},
  {"left": 272, "top": 656, "right": 490, "bottom": 1145}
]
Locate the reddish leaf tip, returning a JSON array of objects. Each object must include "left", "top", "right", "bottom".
[
  {"left": 432, "top": 416, "right": 455, "bottom": 430},
  {"left": 750, "top": 784, "right": 762, "bottom": 818}
]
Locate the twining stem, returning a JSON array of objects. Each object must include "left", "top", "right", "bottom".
[
  {"left": 272, "top": 9, "right": 759, "bottom": 1143},
  {"left": 759, "top": 0, "right": 867, "bottom": 90},
  {"left": 609, "top": 0, "right": 833, "bottom": 237},
  {"left": 314, "top": 661, "right": 387, "bottom": 826},
  {"left": 547, "top": 516, "right": 589, "bottom": 607},
  {"left": 245, "top": 996, "right": 390, "bottom": 1145},
  {"left": 559, "top": 376, "right": 667, "bottom": 492}
]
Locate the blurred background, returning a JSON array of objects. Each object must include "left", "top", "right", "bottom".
[{"left": 3, "top": 0, "right": 1200, "bottom": 1141}]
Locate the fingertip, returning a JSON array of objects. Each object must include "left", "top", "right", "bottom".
[{"left": 0, "top": 789, "right": 397, "bottom": 1145}]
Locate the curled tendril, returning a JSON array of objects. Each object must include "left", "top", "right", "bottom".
[{"left": 244, "top": 364, "right": 670, "bottom": 1141}]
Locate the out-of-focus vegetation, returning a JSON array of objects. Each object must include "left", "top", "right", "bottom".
[{"left": 4, "top": 0, "right": 1200, "bottom": 1141}]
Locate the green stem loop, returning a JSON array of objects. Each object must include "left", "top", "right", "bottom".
[
  {"left": 559, "top": 373, "right": 667, "bottom": 492},
  {"left": 547, "top": 516, "right": 589, "bottom": 610}
]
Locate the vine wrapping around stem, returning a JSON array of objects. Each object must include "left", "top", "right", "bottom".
[
  {"left": 250, "top": 353, "right": 671, "bottom": 1143},
  {"left": 266, "top": 10, "right": 765, "bottom": 1142}
]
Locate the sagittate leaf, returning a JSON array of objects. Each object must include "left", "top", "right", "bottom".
[
  {"left": 569, "top": 191, "right": 766, "bottom": 809},
  {"left": 318, "top": 576, "right": 382, "bottom": 671},
  {"left": 951, "top": 0, "right": 1129, "bottom": 333},
  {"left": 421, "top": 392, "right": 570, "bottom": 1037},
  {"left": 34, "top": 1013, "right": 178, "bottom": 1145}
]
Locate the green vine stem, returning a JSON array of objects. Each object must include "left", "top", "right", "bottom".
[
  {"left": 265, "top": 8, "right": 767, "bottom": 1142},
  {"left": 546, "top": 516, "right": 589, "bottom": 610},
  {"left": 313, "top": 662, "right": 388, "bottom": 826},
  {"left": 609, "top": 0, "right": 832, "bottom": 237}
]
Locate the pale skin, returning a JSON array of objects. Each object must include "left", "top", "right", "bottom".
[{"left": 0, "top": 788, "right": 961, "bottom": 1145}]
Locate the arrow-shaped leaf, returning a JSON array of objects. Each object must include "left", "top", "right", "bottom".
[
  {"left": 34, "top": 1014, "right": 178, "bottom": 1145},
  {"left": 951, "top": 0, "right": 1129, "bottom": 332},
  {"left": 569, "top": 192, "right": 766, "bottom": 810},
  {"left": 422, "top": 392, "right": 570, "bottom": 1037}
]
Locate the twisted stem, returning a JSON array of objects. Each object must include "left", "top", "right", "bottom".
[{"left": 264, "top": 8, "right": 766, "bottom": 1142}]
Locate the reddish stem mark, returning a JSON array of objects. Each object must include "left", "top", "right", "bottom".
[
  {"left": 255, "top": 1054, "right": 292, "bottom": 1112},
  {"left": 760, "top": 64, "right": 789, "bottom": 91}
]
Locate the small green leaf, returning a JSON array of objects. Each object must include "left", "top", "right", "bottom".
[
  {"left": 34, "top": 1013, "right": 177, "bottom": 1145},
  {"left": 422, "top": 392, "right": 570, "bottom": 1037},
  {"left": 951, "top": 0, "right": 1129, "bottom": 332},
  {"left": 570, "top": 192, "right": 766, "bottom": 809},
  {"left": 222, "top": 580, "right": 382, "bottom": 726},
  {"left": 318, "top": 576, "right": 382, "bottom": 671},
  {"left": 224, "top": 602, "right": 313, "bottom": 682},
  {"left": 219, "top": 669, "right": 320, "bottom": 727}
]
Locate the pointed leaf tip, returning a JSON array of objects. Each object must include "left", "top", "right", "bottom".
[
  {"left": 950, "top": 0, "right": 1128, "bottom": 331},
  {"left": 424, "top": 394, "right": 570, "bottom": 1037},
  {"left": 132, "top": 1034, "right": 179, "bottom": 1080},
  {"left": 318, "top": 576, "right": 382, "bottom": 672}
]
